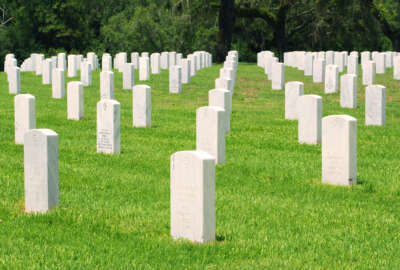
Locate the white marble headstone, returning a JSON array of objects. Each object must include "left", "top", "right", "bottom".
[
  {"left": 97, "top": 99, "right": 120, "bottom": 154},
  {"left": 322, "top": 115, "right": 357, "bottom": 186},
  {"left": 24, "top": 129, "right": 59, "bottom": 213},
  {"left": 365, "top": 85, "right": 385, "bottom": 126},
  {"left": 325, "top": 64, "right": 339, "bottom": 93},
  {"left": 67, "top": 81, "right": 84, "bottom": 120},
  {"left": 132, "top": 85, "right": 151, "bottom": 127},
  {"left": 285, "top": 81, "right": 304, "bottom": 120},
  {"left": 297, "top": 95, "right": 322, "bottom": 144},
  {"left": 15, "top": 94, "right": 36, "bottom": 145},
  {"left": 196, "top": 106, "right": 226, "bottom": 164},
  {"left": 340, "top": 74, "right": 357, "bottom": 108},
  {"left": 170, "top": 150, "right": 215, "bottom": 243},
  {"left": 169, "top": 65, "right": 182, "bottom": 94}
]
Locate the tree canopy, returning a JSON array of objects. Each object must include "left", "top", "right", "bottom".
[{"left": 0, "top": 0, "right": 399, "bottom": 66}]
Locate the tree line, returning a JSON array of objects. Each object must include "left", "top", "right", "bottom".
[{"left": 0, "top": 0, "right": 399, "bottom": 68}]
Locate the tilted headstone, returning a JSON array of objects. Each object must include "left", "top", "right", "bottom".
[
  {"left": 52, "top": 68, "right": 65, "bottom": 99},
  {"left": 132, "top": 85, "right": 151, "bottom": 127},
  {"left": 297, "top": 95, "right": 322, "bottom": 144},
  {"left": 67, "top": 81, "right": 84, "bottom": 120},
  {"left": 97, "top": 99, "right": 120, "bottom": 154},
  {"left": 365, "top": 85, "right": 385, "bottom": 126},
  {"left": 340, "top": 74, "right": 357, "bottom": 108},
  {"left": 169, "top": 65, "right": 182, "bottom": 94},
  {"left": 362, "top": 60, "right": 375, "bottom": 85},
  {"left": 285, "top": 81, "right": 304, "bottom": 120},
  {"left": 15, "top": 94, "right": 36, "bottom": 145},
  {"left": 170, "top": 150, "right": 216, "bottom": 243},
  {"left": 271, "top": 62, "right": 284, "bottom": 90},
  {"left": 24, "top": 129, "right": 59, "bottom": 213},
  {"left": 139, "top": 57, "right": 150, "bottom": 81},
  {"left": 209, "top": 88, "right": 232, "bottom": 133},
  {"left": 196, "top": 106, "right": 226, "bottom": 164},
  {"left": 325, "top": 64, "right": 339, "bottom": 93},
  {"left": 100, "top": 71, "right": 114, "bottom": 99},
  {"left": 322, "top": 115, "right": 357, "bottom": 186},
  {"left": 123, "top": 63, "right": 135, "bottom": 90}
]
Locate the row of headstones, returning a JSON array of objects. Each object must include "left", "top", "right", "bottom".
[
  {"left": 283, "top": 81, "right": 388, "bottom": 186},
  {"left": 272, "top": 79, "right": 385, "bottom": 187},
  {"left": 170, "top": 50, "right": 238, "bottom": 244},
  {"left": 257, "top": 50, "right": 387, "bottom": 121},
  {"left": 18, "top": 51, "right": 238, "bottom": 244},
  {"left": 5, "top": 50, "right": 213, "bottom": 95},
  {"left": 12, "top": 50, "right": 215, "bottom": 218},
  {"left": 258, "top": 50, "right": 400, "bottom": 90}
]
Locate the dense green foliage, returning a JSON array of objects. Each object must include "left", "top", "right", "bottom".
[
  {"left": 1, "top": 0, "right": 400, "bottom": 65},
  {"left": 1, "top": 62, "right": 400, "bottom": 268}
]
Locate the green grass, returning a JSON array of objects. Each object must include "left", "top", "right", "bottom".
[{"left": 0, "top": 62, "right": 400, "bottom": 269}]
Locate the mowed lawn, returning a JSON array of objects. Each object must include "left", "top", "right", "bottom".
[{"left": 0, "top": 62, "right": 400, "bottom": 269}]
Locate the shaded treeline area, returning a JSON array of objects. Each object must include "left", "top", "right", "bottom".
[{"left": 0, "top": 0, "right": 399, "bottom": 67}]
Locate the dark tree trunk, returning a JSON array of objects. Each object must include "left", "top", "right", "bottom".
[
  {"left": 273, "top": 6, "right": 288, "bottom": 61},
  {"left": 216, "top": 0, "right": 234, "bottom": 62}
]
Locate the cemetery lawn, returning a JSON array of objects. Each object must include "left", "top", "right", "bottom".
[{"left": 1, "top": 63, "right": 400, "bottom": 269}]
